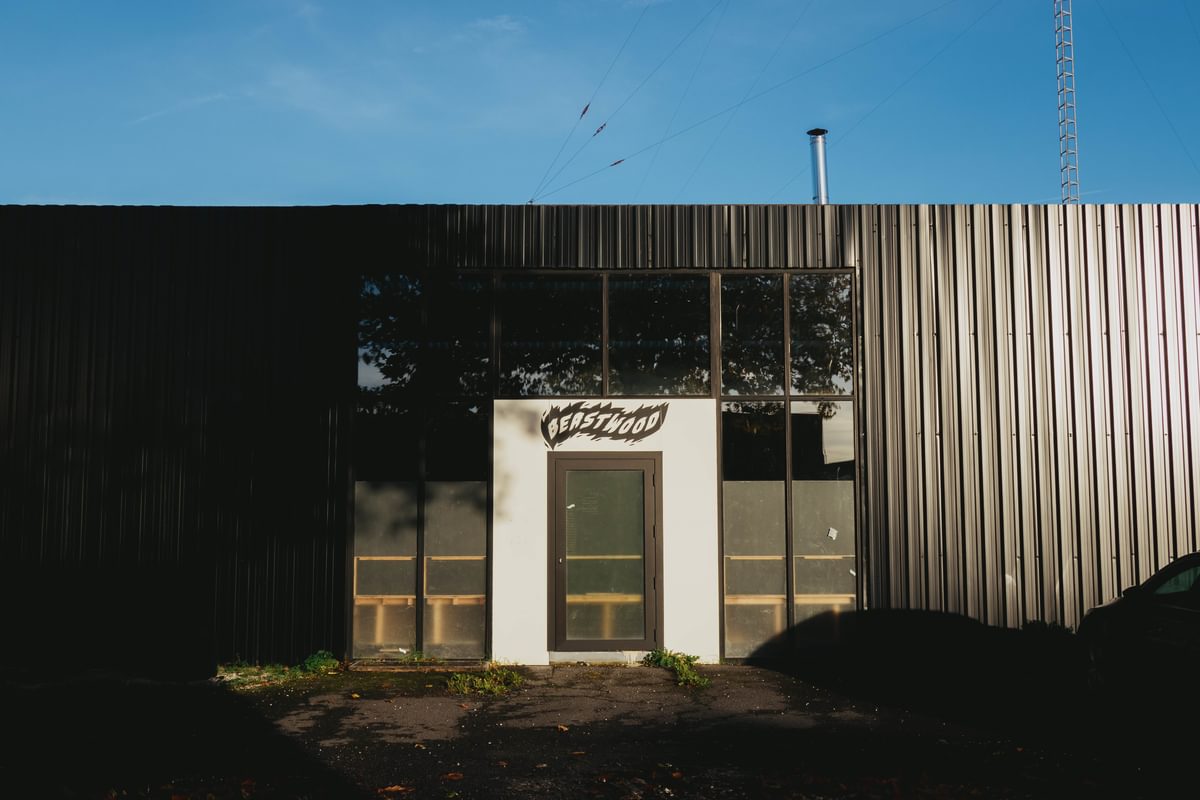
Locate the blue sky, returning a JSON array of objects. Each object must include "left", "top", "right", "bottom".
[{"left": 2, "top": 0, "right": 1197, "bottom": 205}]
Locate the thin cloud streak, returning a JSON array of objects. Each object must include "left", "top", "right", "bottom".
[{"left": 131, "top": 92, "right": 229, "bottom": 125}]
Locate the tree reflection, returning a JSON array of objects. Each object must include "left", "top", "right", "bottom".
[
  {"left": 358, "top": 271, "right": 421, "bottom": 407},
  {"left": 609, "top": 276, "right": 710, "bottom": 396},
  {"left": 499, "top": 276, "right": 602, "bottom": 396},
  {"left": 722, "top": 276, "right": 784, "bottom": 395},
  {"left": 790, "top": 274, "right": 853, "bottom": 396}
]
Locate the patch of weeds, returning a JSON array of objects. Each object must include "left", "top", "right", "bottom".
[
  {"left": 301, "top": 649, "right": 341, "bottom": 673},
  {"left": 642, "top": 648, "right": 710, "bottom": 688},
  {"left": 446, "top": 664, "right": 524, "bottom": 696},
  {"left": 218, "top": 649, "right": 343, "bottom": 690}
]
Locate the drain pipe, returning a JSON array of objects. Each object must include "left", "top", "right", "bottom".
[{"left": 807, "top": 128, "right": 829, "bottom": 205}]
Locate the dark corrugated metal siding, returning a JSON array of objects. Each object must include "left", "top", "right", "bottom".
[{"left": 0, "top": 206, "right": 353, "bottom": 672}]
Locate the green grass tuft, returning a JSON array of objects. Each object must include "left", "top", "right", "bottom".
[
  {"left": 300, "top": 649, "right": 341, "bottom": 673},
  {"left": 446, "top": 664, "right": 524, "bottom": 696},
  {"left": 642, "top": 648, "right": 710, "bottom": 688}
]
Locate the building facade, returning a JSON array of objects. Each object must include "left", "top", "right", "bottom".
[{"left": 3, "top": 204, "right": 1197, "bottom": 672}]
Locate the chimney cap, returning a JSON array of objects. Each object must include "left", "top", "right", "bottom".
[{"left": 806, "top": 128, "right": 828, "bottom": 136}]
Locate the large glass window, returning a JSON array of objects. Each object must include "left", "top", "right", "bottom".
[
  {"left": 721, "top": 275, "right": 784, "bottom": 396},
  {"left": 499, "top": 277, "right": 601, "bottom": 396},
  {"left": 717, "top": 271, "right": 856, "bottom": 658},
  {"left": 721, "top": 402, "right": 787, "bottom": 658},
  {"left": 790, "top": 273, "right": 853, "bottom": 395},
  {"left": 609, "top": 276, "right": 710, "bottom": 396},
  {"left": 422, "top": 404, "right": 488, "bottom": 659},
  {"left": 792, "top": 400, "right": 856, "bottom": 625},
  {"left": 355, "top": 271, "right": 490, "bottom": 660}
]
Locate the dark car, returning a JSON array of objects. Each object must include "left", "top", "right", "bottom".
[{"left": 1078, "top": 552, "right": 1200, "bottom": 691}]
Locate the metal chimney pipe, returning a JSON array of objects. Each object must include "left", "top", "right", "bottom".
[{"left": 807, "top": 128, "right": 829, "bottom": 205}]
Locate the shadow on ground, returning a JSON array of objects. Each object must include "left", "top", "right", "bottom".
[
  {"left": 748, "top": 609, "right": 1195, "bottom": 795},
  {"left": 0, "top": 672, "right": 372, "bottom": 799}
]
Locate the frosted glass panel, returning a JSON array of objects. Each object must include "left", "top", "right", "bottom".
[
  {"left": 354, "top": 481, "right": 418, "bottom": 658},
  {"left": 423, "top": 601, "right": 486, "bottom": 659},
  {"left": 722, "top": 481, "right": 785, "bottom": 555},
  {"left": 356, "top": 559, "right": 416, "bottom": 596},
  {"left": 794, "top": 557, "right": 856, "bottom": 594},
  {"left": 353, "top": 600, "right": 416, "bottom": 658},
  {"left": 564, "top": 470, "right": 645, "bottom": 641},
  {"left": 425, "top": 482, "right": 486, "bottom": 555},
  {"left": 724, "top": 602, "right": 786, "bottom": 658},
  {"left": 354, "top": 482, "right": 418, "bottom": 556},
  {"left": 792, "top": 481, "right": 855, "bottom": 556},
  {"left": 425, "top": 558, "right": 486, "bottom": 596},
  {"left": 423, "top": 480, "right": 486, "bottom": 658},
  {"left": 725, "top": 558, "right": 786, "bottom": 596}
]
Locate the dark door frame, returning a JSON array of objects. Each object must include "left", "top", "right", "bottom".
[{"left": 547, "top": 451, "right": 664, "bottom": 652}]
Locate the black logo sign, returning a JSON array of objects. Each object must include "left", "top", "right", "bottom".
[{"left": 541, "top": 402, "right": 668, "bottom": 449}]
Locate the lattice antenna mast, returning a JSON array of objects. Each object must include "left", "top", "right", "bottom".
[{"left": 1055, "top": 0, "right": 1080, "bottom": 203}]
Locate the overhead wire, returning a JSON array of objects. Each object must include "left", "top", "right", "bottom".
[
  {"left": 528, "top": 4, "right": 651, "bottom": 203},
  {"left": 532, "top": 0, "right": 727, "bottom": 203},
  {"left": 1181, "top": 0, "right": 1200, "bottom": 49},
  {"left": 536, "top": 0, "right": 964, "bottom": 202},
  {"left": 768, "top": 0, "right": 1002, "bottom": 201},
  {"left": 1096, "top": 0, "right": 1200, "bottom": 179},
  {"left": 634, "top": 0, "right": 732, "bottom": 202},
  {"left": 676, "top": 0, "right": 816, "bottom": 201}
]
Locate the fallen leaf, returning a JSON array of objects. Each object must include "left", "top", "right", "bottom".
[
  {"left": 351, "top": 692, "right": 361, "bottom": 699},
  {"left": 556, "top": 724, "right": 570, "bottom": 732},
  {"left": 376, "top": 786, "right": 415, "bottom": 795},
  {"left": 570, "top": 751, "right": 586, "bottom": 756},
  {"left": 413, "top": 743, "right": 427, "bottom": 750},
  {"left": 442, "top": 772, "right": 464, "bottom": 781},
  {"left": 459, "top": 703, "right": 470, "bottom": 709},
  {"left": 424, "top": 683, "right": 433, "bottom": 688},
  {"left": 535, "top": 763, "right": 549, "bottom": 769}
]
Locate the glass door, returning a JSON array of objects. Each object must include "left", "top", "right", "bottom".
[{"left": 550, "top": 454, "right": 661, "bottom": 651}]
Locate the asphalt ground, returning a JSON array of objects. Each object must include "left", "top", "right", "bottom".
[{"left": 2, "top": 653, "right": 1192, "bottom": 800}]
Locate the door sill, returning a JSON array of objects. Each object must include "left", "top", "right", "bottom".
[{"left": 548, "top": 650, "right": 650, "bottom": 664}]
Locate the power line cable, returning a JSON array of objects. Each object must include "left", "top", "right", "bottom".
[
  {"left": 1181, "top": 0, "right": 1200, "bottom": 49},
  {"left": 1096, "top": 0, "right": 1200, "bottom": 178},
  {"left": 768, "top": 0, "right": 1001, "bottom": 201},
  {"left": 528, "top": 4, "right": 650, "bottom": 203},
  {"left": 676, "top": 0, "right": 815, "bottom": 200},
  {"left": 634, "top": 0, "right": 732, "bottom": 201},
  {"left": 536, "top": 0, "right": 964, "bottom": 202},
  {"left": 533, "top": 0, "right": 727, "bottom": 202}
]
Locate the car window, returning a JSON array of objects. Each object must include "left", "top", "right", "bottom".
[{"left": 1153, "top": 565, "right": 1200, "bottom": 596}]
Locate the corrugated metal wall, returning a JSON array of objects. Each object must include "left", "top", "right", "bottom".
[
  {"left": 858, "top": 204, "right": 1200, "bottom": 629},
  {"left": 3, "top": 203, "right": 1195, "bottom": 671},
  {"left": 0, "top": 206, "right": 353, "bottom": 671}
]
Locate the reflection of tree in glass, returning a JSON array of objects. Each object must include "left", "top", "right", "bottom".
[
  {"left": 359, "top": 272, "right": 422, "bottom": 403},
  {"left": 609, "top": 277, "right": 710, "bottom": 396},
  {"left": 359, "top": 272, "right": 492, "bottom": 401},
  {"left": 499, "top": 278, "right": 602, "bottom": 396},
  {"left": 426, "top": 276, "right": 490, "bottom": 396},
  {"left": 790, "top": 274, "right": 853, "bottom": 396},
  {"left": 722, "top": 276, "right": 784, "bottom": 396}
]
